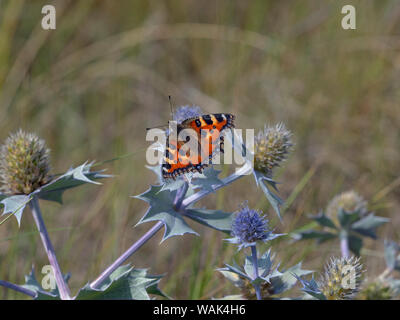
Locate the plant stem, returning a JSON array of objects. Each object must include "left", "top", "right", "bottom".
[
  {"left": 251, "top": 245, "right": 262, "bottom": 300},
  {"left": 90, "top": 182, "right": 189, "bottom": 290},
  {"left": 0, "top": 280, "right": 37, "bottom": 298},
  {"left": 89, "top": 220, "right": 163, "bottom": 290},
  {"left": 174, "top": 182, "right": 189, "bottom": 209},
  {"left": 181, "top": 163, "right": 251, "bottom": 209},
  {"left": 340, "top": 232, "right": 350, "bottom": 259},
  {"left": 91, "top": 164, "right": 249, "bottom": 289},
  {"left": 29, "top": 196, "right": 71, "bottom": 300}
]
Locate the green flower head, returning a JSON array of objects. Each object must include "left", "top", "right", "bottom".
[
  {"left": 0, "top": 130, "right": 51, "bottom": 195},
  {"left": 239, "top": 279, "right": 274, "bottom": 300},
  {"left": 254, "top": 123, "right": 293, "bottom": 177},
  {"left": 359, "top": 280, "right": 394, "bottom": 300},
  {"left": 320, "top": 256, "right": 364, "bottom": 300},
  {"left": 326, "top": 190, "right": 368, "bottom": 225}
]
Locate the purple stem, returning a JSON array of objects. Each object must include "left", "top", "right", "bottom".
[
  {"left": 0, "top": 280, "right": 37, "bottom": 298},
  {"left": 90, "top": 182, "right": 189, "bottom": 290},
  {"left": 174, "top": 181, "right": 189, "bottom": 209},
  {"left": 181, "top": 163, "right": 250, "bottom": 209},
  {"left": 29, "top": 197, "right": 71, "bottom": 300},
  {"left": 340, "top": 234, "right": 350, "bottom": 259},
  {"left": 89, "top": 221, "right": 163, "bottom": 290},
  {"left": 90, "top": 166, "right": 250, "bottom": 290},
  {"left": 90, "top": 164, "right": 249, "bottom": 290},
  {"left": 251, "top": 245, "right": 262, "bottom": 300}
]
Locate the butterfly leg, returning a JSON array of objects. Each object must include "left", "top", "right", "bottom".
[{"left": 220, "top": 135, "right": 224, "bottom": 153}]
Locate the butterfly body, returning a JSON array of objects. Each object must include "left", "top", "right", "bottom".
[{"left": 162, "top": 113, "right": 235, "bottom": 180}]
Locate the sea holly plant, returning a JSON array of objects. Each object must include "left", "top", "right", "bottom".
[
  {"left": 219, "top": 261, "right": 312, "bottom": 300},
  {"left": 88, "top": 106, "right": 295, "bottom": 291},
  {"left": 292, "top": 190, "right": 389, "bottom": 257},
  {"left": 0, "top": 130, "right": 111, "bottom": 226},
  {"left": 229, "top": 123, "right": 292, "bottom": 220},
  {"left": 358, "top": 240, "right": 400, "bottom": 300},
  {"left": 0, "top": 130, "right": 112, "bottom": 299},
  {"left": 134, "top": 181, "right": 234, "bottom": 241},
  {"left": 218, "top": 204, "right": 291, "bottom": 300},
  {"left": 252, "top": 123, "right": 293, "bottom": 220},
  {"left": 296, "top": 256, "right": 364, "bottom": 300},
  {"left": 0, "top": 104, "right": 295, "bottom": 300},
  {"left": 75, "top": 265, "right": 166, "bottom": 300},
  {"left": 16, "top": 264, "right": 165, "bottom": 300},
  {"left": 0, "top": 130, "right": 166, "bottom": 300},
  {"left": 0, "top": 162, "right": 109, "bottom": 225}
]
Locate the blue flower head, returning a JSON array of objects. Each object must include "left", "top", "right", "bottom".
[
  {"left": 232, "top": 204, "right": 269, "bottom": 243},
  {"left": 173, "top": 105, "right": 202, "bottom": 124},
  {"left": 228, "top": 203, "right": 282, "bottom": 250}
]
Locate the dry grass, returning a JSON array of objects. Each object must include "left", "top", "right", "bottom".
[{"left": 0, "top": 0, "right": 399, "bottom": 299}]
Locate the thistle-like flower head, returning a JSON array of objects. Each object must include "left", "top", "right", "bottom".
[
  {"left": 326, "top": 190, "right": 368, "bottom": 224},
  {"left": 231, "top": 204, "right": 271, "bottom": 247},
  {"left": 319, "top": 256, "right": 364, "bottom": 300},
  {"left": 359, "top": 280, "right": 393, "bottom": 300},
  {"left": 254, "top": 123, "right": 293, "bottom": 176},
  {"left": 0, "top": 130, "right": 51, "bottom": 195},
  {"left": 173, "top": 105, "right": 202, "bottom": 124},
  {"left": 240, "top": 279, "right": 274, "bottom": 300}
]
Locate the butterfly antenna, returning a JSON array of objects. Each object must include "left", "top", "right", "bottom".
[
  {"left": 147, "top": 96, "right": 175, "bottom": 130},
  {"left": 168, "top": 95, "right": 174, "bottom": 120}
]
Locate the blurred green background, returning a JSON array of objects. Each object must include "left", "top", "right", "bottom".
[{"left": 0, "top": 0, "right": 399, "bottom": 299}]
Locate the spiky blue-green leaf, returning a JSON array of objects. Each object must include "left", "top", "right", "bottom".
[
  {"left": 310, "top": 212, "right": 337, "bottom": 229},
  {"left": 292, "top": 230, "right": 337, "bottom": 243},
  {"left": 0, "top": 162, "right": 109, "bottom": 226},
  {"left": 134, "top": 185, "right": 197, "bottom": 241},
  {"left": 184, "top": 208, "right": 232, "bottom": 233},
  {"left": 160, "top": 178, "right": 186, "bottom": 192},
  {"left": 21, "top": 267, "right": 59, "bottom": 300},
  {"left": 270, "top": 262, "right": 313, "bottom": 295},
  {"left": 226, "top": 232, "right": 284, "bottom": 251},
  {"left": 0, "top": 195, "right": 31, "bottom": 226},
  {"left": 219, "top": 261, "right": 251, "bottom": 281},
  {"left": 146, "top": 165, "right": 163, "bottom": 185},
  {"left": 191, "top": 167, "right": 223, "bottom": 193},
  {"left": 253, "top": 170, "right": 283, "bottom": 220},
  {"left": 244, "top": 255, "right": 258, "bottom": 280},
  {"left": 348, "top": 235, "right": 363, "bottom": 256},
  {"left": 384, "top": 240, "right": 400, "bottom": 272},
  {"left": 338, "top": 209, "right": 361, "bottom": 229},
  {"left": 75, "top": 265, "right": 164, "bottom": 300},
  {"left": 218, "top": 269, "right": 244, "bottom": 287},
  {"left": 258, "top": 250, "right": 282, "bottom": 281},
  {"left": 351, "top": 214, "right": 389, "bottom": 239},
  {"left": 294, "top": 274, "right": 326, "bottom": 300},
  {"left": 243, "top": 249, "right": 281, "bottom": 284},
  {"left": 35, "top": 162, "right": 111, "bottom": 204},
  {"left": 256, "top": 249, "right": 274, "bottom": 278}
]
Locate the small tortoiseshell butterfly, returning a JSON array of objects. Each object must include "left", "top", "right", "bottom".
[{"left": 162, "top": 113, "right": 235, "bottom": 180}]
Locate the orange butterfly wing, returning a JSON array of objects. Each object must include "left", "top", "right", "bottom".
[{"left": 162, "top": 113, "right": 235, "bottom": 179}]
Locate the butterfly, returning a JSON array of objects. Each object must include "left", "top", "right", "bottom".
[{"left": 162, "top": 113, "right": 235, "bottom": 180}]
